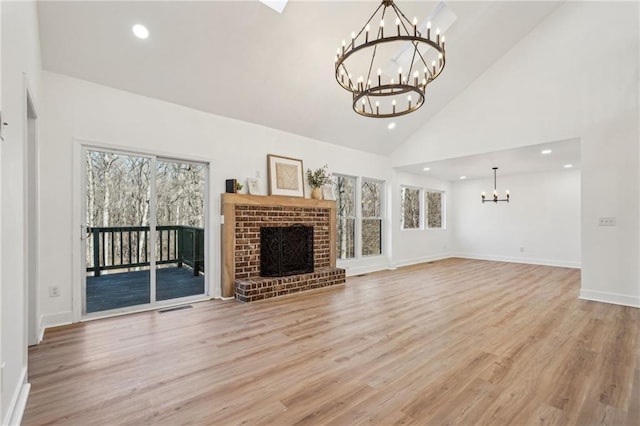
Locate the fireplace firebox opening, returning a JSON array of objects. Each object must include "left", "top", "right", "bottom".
[{"left": 260, "top": 225, "right": 314, "bottom": 277}]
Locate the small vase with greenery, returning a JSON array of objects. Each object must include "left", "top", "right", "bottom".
[{"left": 306, "top": 165, "right": 331, "bottom": 199}]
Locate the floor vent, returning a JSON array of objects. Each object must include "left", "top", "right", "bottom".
[{"left": 158, "top": 305, "right": 193, "bottom": 314}]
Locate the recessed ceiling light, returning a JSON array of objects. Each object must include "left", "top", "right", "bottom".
[
  {"left": 423, "top": 167, "right": 430, "bottom": 171},
  {"left": 132, "top": 24, "right": 149, "bottom": 39},
  {"left": 564, "top": 164, "right": 573, "bottom": 168},
  {"left": 460, "top": 176, "right": 467, "bottom": 180},
  {"left": 388, "top": 122, "right": 396, "bottom": 130},
  {"left": 541, "top": 149, "right": 552, "bottom": 154}
]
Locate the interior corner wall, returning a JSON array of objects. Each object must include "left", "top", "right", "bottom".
[
  {"left": 391, "top": 170, "right": 452, "bottom": 267},
  {"left": 451, "top": 170, "right": 581, "bottom": 268},
  {"left": 1, "top": 0, "right": 42, "bottom": 424},
  {"left": 39, "top": 71, "right": 392, "bottom": 327},
  {"left": 390, "top": 2, "right": 640, "bottom": 307}
]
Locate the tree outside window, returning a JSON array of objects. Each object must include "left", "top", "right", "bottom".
[
  {"left": 334, "top": 174, "right": 356, "bottom": 259},
  {"left": 401, "top": 187, "right": 421, "bottom": 229},
  {"left": 361, "top": 179, "right": 382, "bottom": 256},
  {"left": 425, "top": 191, "right": 443, "bottom": 229}
]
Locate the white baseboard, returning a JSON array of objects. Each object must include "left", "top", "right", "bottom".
[
  {"left": 579, "top": 289, "right": 640, "bottom": 308},
  {"left": 453, "top": 253, "right": 581, "bottom": 269},
  {"left": 3, "top": 367, "right": 30, "bottom": 426},
  {"left": 40, "top": 311, "right": 73, "bottom": 336},
  {"left": 38, "top": 319, "right": 45, "bottom": 343},
  {"left": 343, "top": 263, "right": 394, "bottom": 277},
  {"left": 392, "top": 253, "right": 453, "bottom": 269}
]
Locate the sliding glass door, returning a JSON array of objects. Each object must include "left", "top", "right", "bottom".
[
  {"left": 155, "top": 159, "right": 206, "bottom": 302},
  {"left": 83, "top": 148, "right": 207, "bottom": 316}
]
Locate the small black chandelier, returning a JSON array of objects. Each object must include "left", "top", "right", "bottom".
[
  {"left": 334, "top": 0, "right": 447, "bottom": 118},
  {"left": 482, "top": 167, "right": 510, "bottom": 203}
]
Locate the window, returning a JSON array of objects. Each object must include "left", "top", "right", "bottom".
[
  {"left": 333, "top": 175, "right": 386, "bottom": 260},
  {"left": 401, "top": 187, "right": 421, "bottom": 229},
  {"left": 334, "top": 174, "right": 356, "bottom": 259},
  {"left": 361, "top": 179, "right": 382, "bottom": 256},
  {"left": 425, "top": 191, "right": 444, "bottom": 229}
]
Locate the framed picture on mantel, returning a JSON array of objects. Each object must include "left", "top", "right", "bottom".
[
  {"left": 247, "top": 177, "right": 260, "bottom": 195},
  {"left": 267, "top": 154, "right": 304, "bottom": 197}
]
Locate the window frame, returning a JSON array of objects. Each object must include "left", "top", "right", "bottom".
[
  {"left": 334, "top": 173, "right": 358, "bottom": 260},
  {"left": 360, "top": 177, "right": 384, "bottom": 257},
  {"left": 400, "top": 185, "right": 423, "bottom": 231},
  {"left": 333, "top": 174, "right": 386, "bottom": 260},
  {"left": 424, "top": 189, "right": 445, "bottom": 230}
]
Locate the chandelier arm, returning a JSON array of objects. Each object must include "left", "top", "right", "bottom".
[
  {"left": 361, "top": 5, "right": 390, "bottom": 114},
  {"left": 411, "top": 39, "right": 435, "bottom": 80},
  {"left": 364, "top": 30, "right": 381, "bottom": 91},
  {"left": 390, "top": 2, "right": 417, "bottom": 36},
  {"left": 390, "top": 2, "right": 418, "bottom": 78},
  {"left": 407, "top": 41, "right": 419, "bottom": 82},
  {"left": 355, "top": 2, "right": 385, "bottom": 43},
  {"left": 339, "top": 63, "right": 355, "bottom": 91}
]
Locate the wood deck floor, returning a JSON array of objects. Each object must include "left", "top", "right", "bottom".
[
  {"left": 86, "top": 266, "right": 205, "bottom": 313},
  {"left": 24, "top": 258, "right": 639, "bottom": 425}
]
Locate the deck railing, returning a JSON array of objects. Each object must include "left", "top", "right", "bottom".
[{"left": 86, "top": 225, "right": 204, "bottom": 277}]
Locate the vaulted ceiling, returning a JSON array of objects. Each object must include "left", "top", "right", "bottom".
[{"left": 37, "top": 1, "right": 564, "bottom": 155}]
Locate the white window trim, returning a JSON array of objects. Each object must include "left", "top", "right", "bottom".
[
  {"left": 424, "top": 189, "right": 446, "bottom": 230},
  {"left": 334, "top": 174, "right": 387, "bottom": 260},
  {"left": 361, "top": 177, "right": 385, "bottom": 257},
  {"left": 400, "top": 185, "right": 423, "bottom": 231},
  {"left": 334, "top": 173, "right": 357, "bottom": 260}
]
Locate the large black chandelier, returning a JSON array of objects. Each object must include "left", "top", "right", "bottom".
[{"left": 334, "top": 0, "right": 447, "bottom": 118}]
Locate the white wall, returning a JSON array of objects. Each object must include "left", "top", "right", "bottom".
[
  {"left": 1, "top": 1, "right": 42, "bottom": 424},
  {"left": 451, "top": 170, "right": 580, "bottom": 268},
  {"left": 391, "top": 171, "right": 452, "bottom": 267},
  {"left": 0, "top": 0, "right": 3, "bottom": 420},
  {"left": 39, "top": 71, "right": 394, "bottom": 326},
  {"left": 390, "top": 2, "right": 640, "bottom": 307}
]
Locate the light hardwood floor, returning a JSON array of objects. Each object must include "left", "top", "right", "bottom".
[{"left": 24, "top": 258, "right": 639, "bottom": 425}]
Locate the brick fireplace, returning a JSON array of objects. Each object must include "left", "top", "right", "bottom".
[{"left": 221, "top": 193, "right": 346, "bottom": 301}]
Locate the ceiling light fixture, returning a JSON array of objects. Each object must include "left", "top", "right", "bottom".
[
  {"left": 482, "top": 167, "right": 509, "bottom": 203},
  {"left": 388, "top": 122, "right": 396, "bottom": 130},
  {"left": 564, "top": 164, "right": 573, "bottom": 168},
  {"left": 334, "top": 0, "right": 447, "bottom": 118},
  {"left": 132, "top": 24, "right": 149, "bottom": 39},
  {"left": 423, "top": 167, "right": 430, "bottom": 171},
  {"left": 459, "top": 176, "right": 466, "bottom": 180},
  {"left": 541, "top": 149, "right": 552, "bottom": 154}
]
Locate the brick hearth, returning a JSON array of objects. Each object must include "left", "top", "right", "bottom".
[
  {"left": 221, "top": 194, "right": 346, "bottom": 301},
  {"left": 235, "top": 267, "right": 345, "bottom": 302}
]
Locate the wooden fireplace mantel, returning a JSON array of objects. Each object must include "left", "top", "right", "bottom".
[{"left": 221, "top": 193, "right": 337, "bottom": 298}]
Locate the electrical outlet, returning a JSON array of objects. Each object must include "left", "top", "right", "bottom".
[
  {"left": 48, "top": 286, "right": 60, "bottom": 297},
  {"left": 598, "top": 217, "right": 616, "bottom": 226}
]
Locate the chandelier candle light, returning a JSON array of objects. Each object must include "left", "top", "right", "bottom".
[
  {"left": 482, "top": 167, "right": 510, "bottom": 203},
  {"left": 335, "top": 0, "right": 447, "bottom": 118}
]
